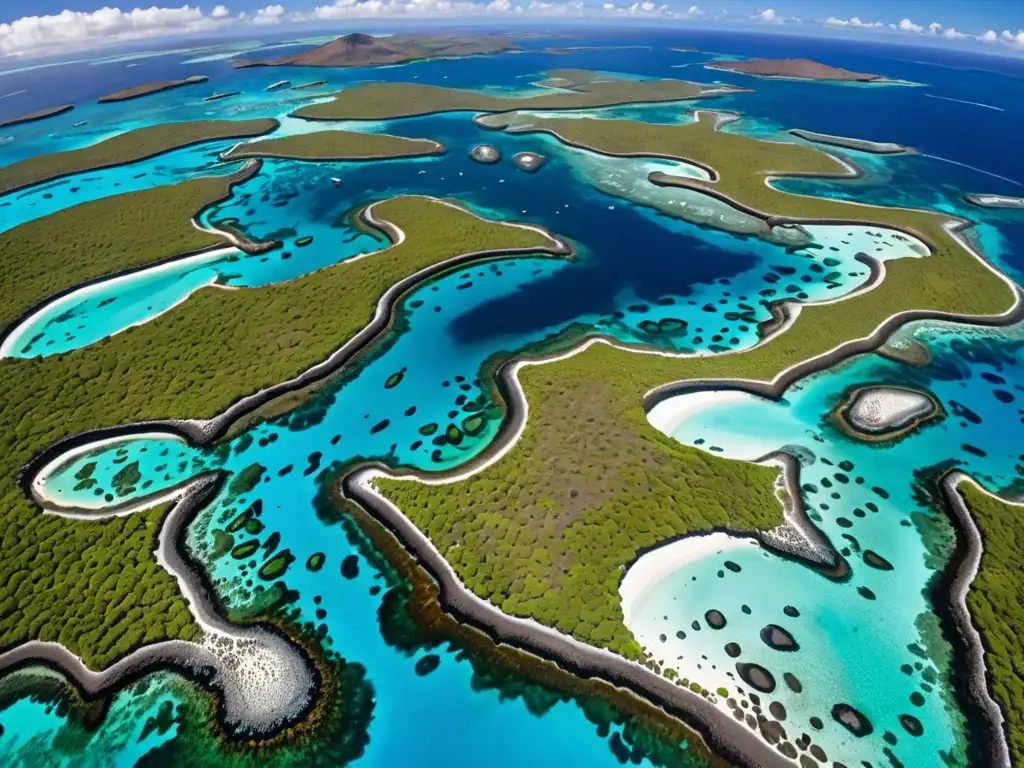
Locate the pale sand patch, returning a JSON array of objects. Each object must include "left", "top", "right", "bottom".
[{"left": 620, "top": 532, "right": 757, "bottom": 625}]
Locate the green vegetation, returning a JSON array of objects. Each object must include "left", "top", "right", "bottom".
[
  {"left": 0, "top": 165, "right": 255, "bottom": 331},
  {"left": 221, "top": 130, "right": 445, "bottom": 162},
  {"left": 375, "top": 111, "right": 1014, "bottom": 657},
  {"left": 378, "top": 379, "right": 782, "bottom": 654},
  {"left": 0, "top": 119, "right": 277, "bottom": 196},
  {"left": 292, "top": 75, "right": 706, "bottom": 122},
  {"left": 0, "top": 189, "right": 560, "bottom": 670},
  {"left": 97, "top": 76, "right": 209, "bottom": 103},
  {"left": 956, "top": 480, "right": 1024, "bottom": 765}
]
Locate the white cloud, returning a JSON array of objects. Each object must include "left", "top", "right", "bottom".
[
  {"left": 1002, "top": 29, "right": 1024, "bottom": 48},
  {"left": 685, "top": 4, "right": 702, "bottom": 16},
  {"left": 825, "top": 16, "right": 883, "bottom": 28},
  {"left": 211, "top": 4, "right": 230, "bottom": 18},
  {"left": 756, "top": 8, "right": 776, "bottom": 22},
  {"left": 897, "top": 18, "right": 923, "bottom": 33},
  {"left": 253, "top": 4, "right": 285, "bottom": 24},
  {"left": 979, "top": 29, "right": 998, "bottom": 43},
  {"left": 0, "top": 5, "right": 233, "bottom": 58}
]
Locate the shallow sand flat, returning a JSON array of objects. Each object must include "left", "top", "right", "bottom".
[
  {"left": 846, "top": 386, "right": 935, "bottom": 432},
  {"left": 620, "top": 532, "right": 755, "bottom": 625}
]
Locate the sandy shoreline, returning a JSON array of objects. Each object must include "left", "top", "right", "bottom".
[{"left": 620, "top": 533, "right": 755, "bottom": 625}]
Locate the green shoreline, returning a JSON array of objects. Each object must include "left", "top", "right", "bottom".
[
  {"left": 0, "top": 190, "right": 562, "bottom": 671},
  {"left": 292, "top": 74, "right": 719, "bottom": 122},
  {"left": 221, "top": 130, "right": 446, "bottom": 162},
  {"left": 373, "top": 109, "right": 1014, "bottom": 660},
  {"left": 0, "top": 118, "right": 279, "bottom": 198}
]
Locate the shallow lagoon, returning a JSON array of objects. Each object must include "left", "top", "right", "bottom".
[
  {"left": 4, "top": 27, "right": 1024, "bottom": 768},
  {"left": 639, "top": 319, "right": 1024, "bottom": 767}
]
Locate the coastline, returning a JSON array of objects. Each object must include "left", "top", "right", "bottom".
[
  {"left": 0, "top": 476, "right": 319, "bottom": 738},
  {"left": 9, "top": 125, "right": 1023, "bottom": 766},
  {"left": 0, "top": 160, "right": 263, "bottom": 359},
  {"left": 939, "top": 473, "right": 1013, "bottom": 768},
  {"left": 0, "top": 120, "right": 278, "bottom": 199},
  {"left": 0, "top": 104, "right": 73, "bottom": 129},
  {"left": 97, "top": 76, "right": 209, "bottom": 104},
  {"left": 342, "top": 467, "right": 796, "bottom": 768},
  {"left": 620, "top": 533, "right": 754, "bottom": 625}
]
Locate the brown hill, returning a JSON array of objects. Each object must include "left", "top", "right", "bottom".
[
  {"left": 707, "top": 58, "right": 886, "bottom": 82},
  {"left": 234, "top": 32, "right": 518, "bottom": 69}
]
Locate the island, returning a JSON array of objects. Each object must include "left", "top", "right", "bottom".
[
  {"left": 234, "top": 32, "right": 518, "bottom": 69},
  {"left": 348, "top": 110, "right": 1012, "bottom": 763},
  {"left": 0, "top": 118, "right": 279, "bottom": 196},
  {"left": 294, "top": 70, "right": 736, "bottom": 122},
  {"left": 0, "top": 104, "right": 73, "bottom": 128},
  {"left": 203, "top": 92, "right": 240, "bottom": 102},
  {"left": 788, "top": 128, "right": 915, "bottom": 154},
  {"left": 832, "top": 384, "right": 942, "bottom": 441},
  {"left": 97, "top": 75, "right": 209, "bottom": 103},
  {"left": 964, "top": 193, "right": 1024, "bottom": 209},
  {"left": 706, "top": 57, "right": 898, "bottom": 83},
  {"left": 0, "top": 185, "right": 567, "bottom": 738},
  {"left": 220, "top": 130, "right": 446, "bottom": 162}
]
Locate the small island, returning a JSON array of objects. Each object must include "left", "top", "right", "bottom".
[
  {"left": 234, "top": 32, "right": 518, "bottom": 69},
  {"left": 833, "top": 384, "right": 942, "bottom": 441},
  {"left": 0, "top": 105, "right": 73, "bottom": 128},
  {"left": 97, "top": 76, "right": 209, "bottom": 103},
  {"left": 788, "top": 129, "right": 914, "bottom": 155},
  {"left": 203, "top": 92, "right": 240, "bottom": 102},
  {"left": 964, "top": 194, "right": 1024, "bottom": 210},
  {"left": 221, "top": 130, "right": 445, "bottom": 162},
  {"left": 707, "top": 57, "right": 898, "bottom": 83}
]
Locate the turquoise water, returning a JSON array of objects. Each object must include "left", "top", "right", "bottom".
[
  {"left": 640, "top": 319, "right": 1024, "bottom": 767},
  {"left": 4, "top": 27, "right": 1024, "bottom": 768}
]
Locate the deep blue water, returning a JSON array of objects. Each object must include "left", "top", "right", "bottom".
[{"left": 2, "top": 26, "right": 1024, "bottom": 768}]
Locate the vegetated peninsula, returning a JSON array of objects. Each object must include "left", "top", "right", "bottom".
[
  {"left": 221, "top": 130, "right": 445, "bottom": 162},
  {"left": 0, "top": 118, "right": 279, "bottom": 196},
  {"left": 97, "top": 76, "right": 209, "bottom": 103},
  {"left": 371, "top": 109, "right": 1013, "bottom": 662},
  {"left": 0, "top": 189, "right": 562, "bottom": 671},
  {"left": 234, "top": 32, "right": 518, "bottom": 69},
  {"left": 707, "top": 57, "right": 894, "bottom": 82},
  {"left": 788, "top": 128, "right": 914, "bottom": 155},
  {"left": 953, "top": 480, "right": 1024, "bottom": 766},
  {"left": 0, "top": 104, "right": 73, "bottom": 128},
  {"left": 294, "top": 70, "right": 730, "bottom": 122}
]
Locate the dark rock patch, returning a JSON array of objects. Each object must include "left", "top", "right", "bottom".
[
  {"left": 736, "top": 662, "right": 776, "bottom": 693},
  {"left": 898, "top": 713, "right": 923, "bottom": 737},
  {"left": 863, "top": 549, "right": 894, "bottom": 570},
  {"left": 724, "top": 642, "right": 741, "bottom": 658},
  {"left": 783, "top": 672, "right": 802, "bottom": 693},
  {"left": 831, "top": 703, "right": 873, "bottom": 737},
  {"left": 760, "top": 624, "right": 799, "bottom": 651},
  {"left": 769, "top": 701, "right": 787, "bottom": 720},
  {"left": 705, "top": 609, "right": 727, "bottom": 629},
  {"left": 415, "top": 654, "right": 441, "bottom": 676},
  {"left": 341, "top": 554, "right": 359, "bottom": 579}
]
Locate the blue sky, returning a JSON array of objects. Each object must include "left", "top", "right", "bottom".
[{"left": 3, "top": 0, "right": 1024, "bottom": 60}]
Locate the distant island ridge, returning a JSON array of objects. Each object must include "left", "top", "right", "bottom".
[
  {"left": 707, "top": 57, "right": 894, "bottom": 82},
  {"left": 234, "top": 32, "right": 518, "bottom": 69},
  {"left": 0, "top": 105, "right": 73, "bottom": 128}
]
